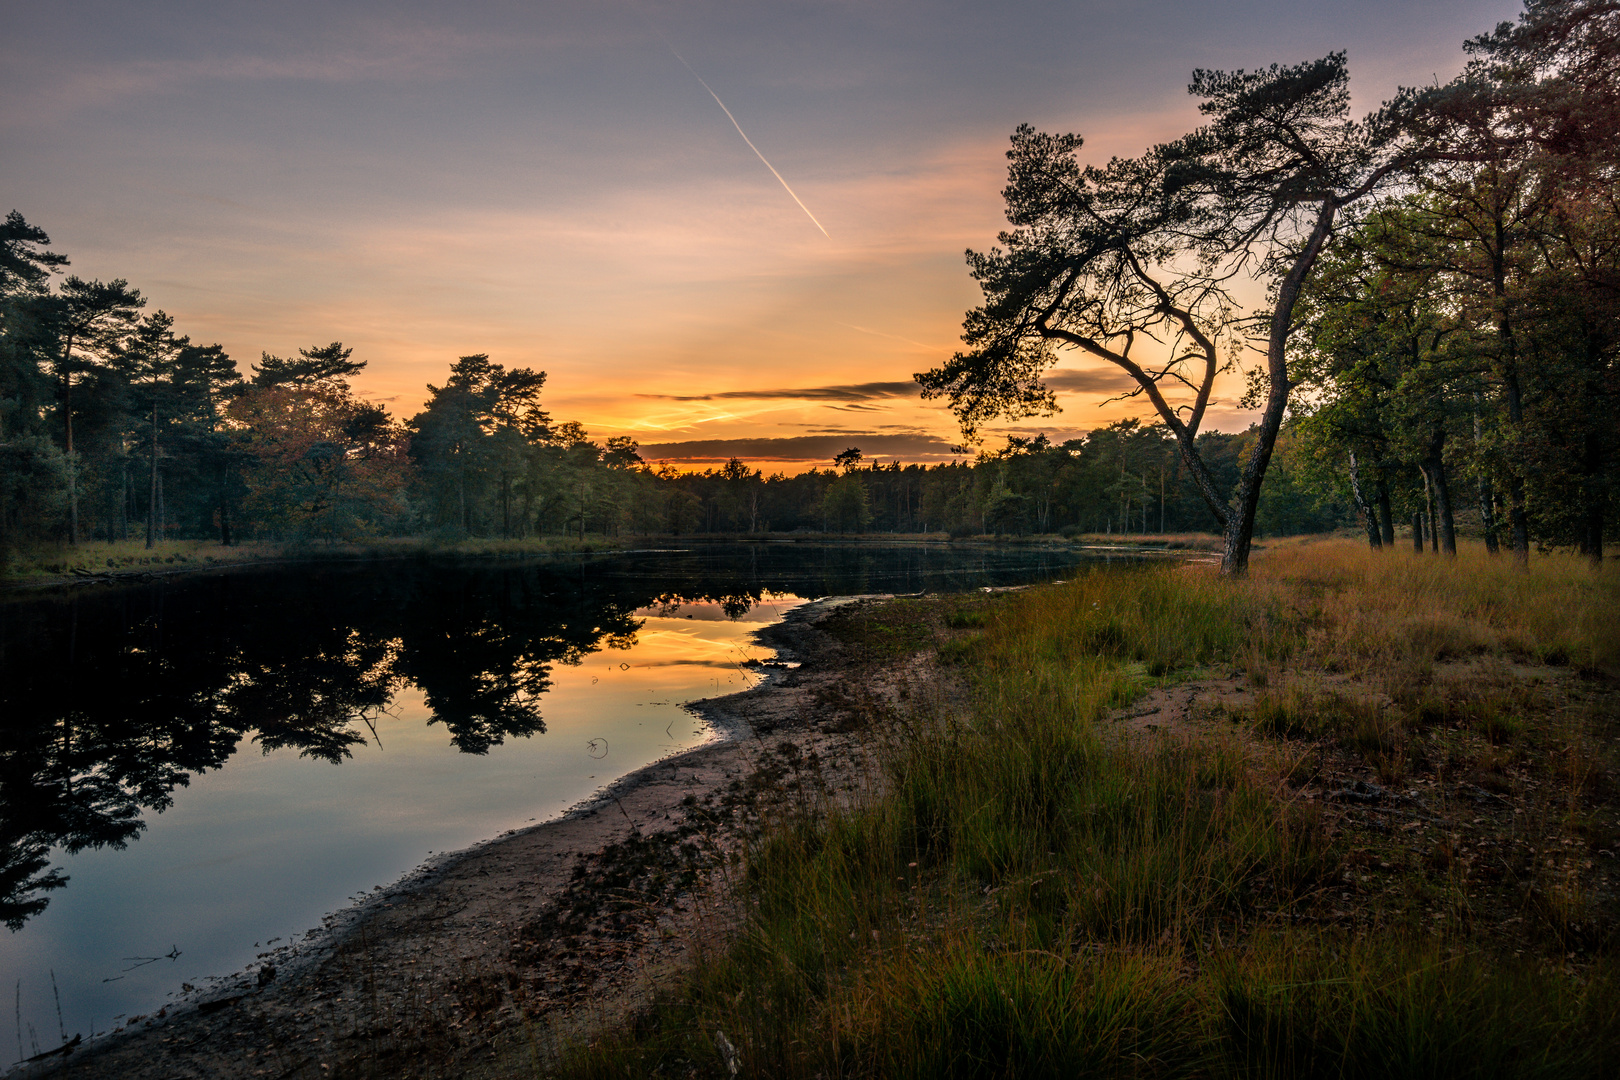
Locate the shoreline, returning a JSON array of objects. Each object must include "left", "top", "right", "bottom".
[
  {"left": 31, "top": 593, "right": 876, "bottom": 1079},
  {"left": 1, "top": 532, "right": 1230, "bottom": 595}
]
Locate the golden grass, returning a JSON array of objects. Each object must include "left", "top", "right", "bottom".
[
  {"left": 540, "top": 539, "right": 1619, "bottom": 1078},
  {"left": 0, "top": 538, "right": 292, "bottom": 581},
  {"left": 0, "top": 534, "right": 630, "bottom": 584}
]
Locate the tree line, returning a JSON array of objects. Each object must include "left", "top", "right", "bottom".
[
  {"left": 0, "top": 234, "right": 1337, "bottom": 552},
  {"left": 0, "top": 194, "right": 1571, "bottom": 550},
  {"left": 0, "top": 212, "right": 1341, "bottom": 546},
  {"left": 0, "top": 240, "right": 651, "bottom": 550},
  {"left": 919, "top": 0, "right": 1618, "bottom": 572}
]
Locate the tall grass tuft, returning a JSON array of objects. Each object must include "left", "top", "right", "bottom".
[{"left": 1252, "top": 539, "right": 1619, "bottom": 673}]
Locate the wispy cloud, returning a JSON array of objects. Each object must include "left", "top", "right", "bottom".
[
  {"left": 1041, "top": 368, "right": 1141, "bottom": 395},
  {"left": 639, "top": 432, "right": 961, "bottom": 464},
  {"left": 2, "top": 23, "right": 516, "bottom": 121},
  {"left": 638, "top": 380, "right": 919, "bottom": 403}
]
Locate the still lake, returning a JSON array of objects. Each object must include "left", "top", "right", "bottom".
[{"left": 0, "top": 542, "right": 1146, "bottom": 1050}]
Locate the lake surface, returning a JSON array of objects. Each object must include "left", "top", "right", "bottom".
[{"left": 0, "top": 542, "right": 1136, "bottom": 1053}]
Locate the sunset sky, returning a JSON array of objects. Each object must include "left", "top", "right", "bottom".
[{"left": 3, "top": 1, "right": 1521, "bottom": 469}]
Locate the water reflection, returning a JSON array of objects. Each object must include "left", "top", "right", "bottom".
[
  {"left": 3, "top": 569, "right": 667, "bottom": 930},
  {"left": 0, "top": 542, "right": 1126, "bottom": 932}
]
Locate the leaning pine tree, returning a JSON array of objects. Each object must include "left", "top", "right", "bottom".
[{"left": 917, "top": 53, "right": 1458, "bottom": 575}]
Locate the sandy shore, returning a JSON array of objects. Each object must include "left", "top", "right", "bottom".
[{"left": 32, "top": 595, "right": 889, "bottom": 1080}]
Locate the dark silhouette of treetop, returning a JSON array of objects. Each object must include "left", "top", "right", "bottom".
[
  {"left": 1, "top": 211, "right": 68, "bottom": 296},
  {"left": 252, "top": 341, "right": 365, "bottom": 388}
]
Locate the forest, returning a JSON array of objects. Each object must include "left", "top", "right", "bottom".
[
  {"left": 0, "top": 238, "right": 1345, "bottom": 552},
  {"left": 0, "top": 228, "right": 1558, "bottom": 554}
]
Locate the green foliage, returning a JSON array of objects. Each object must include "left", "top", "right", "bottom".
[{"left": 820, "top": 472, "right": 873, "bottom": 532}]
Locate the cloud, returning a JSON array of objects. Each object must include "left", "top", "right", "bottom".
[
  {"left": 1041, "top": 368, "right": 1141, "bottom": 395},
  {"left": 799, "top": 424, "right": 935, "bottom": 434},
  {"left": 3, "top": 25, "right": 512, "bottom": 122},
  {"left": 638, "top": 432, "right": 963, "bottom": 465},
  {"left": 638, "top": 380, "right": 920, "bottom": 403}
]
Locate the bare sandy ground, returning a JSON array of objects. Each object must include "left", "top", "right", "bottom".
[{"left": 29, "top": 596, "right": 893, "bottom": 1080}]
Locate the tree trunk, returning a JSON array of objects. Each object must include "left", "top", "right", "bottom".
[
  {"left": 61, "top": 332, "right": 78, "bottom": 546},
  {"left": 1421, "top": 431, "right": 1456, "bottom": 556},
  {"left": 1347, "top": 449, "right": 1382, "bottom": 550},
  {"left": 66, "top": 414, "right": 79, "bottom": 546},
  {"left": 1478, "top": 483, "right": 1499, "bottom": 554},
  {"left": 1221, "top": 200, "right": 1338, "bottom": 576},
  {"left": 1159, "top": 466, "right": 1165, "bottom": 534},
  {"left": 1472, "top": 399, "right": 1499, "bottom": 555},
  {"left": 1413, "top": 512, "right": 1424, "bottom": 553},
  {"left": 146, "top": 404, "right": 158, "bottom": 549},
  {"left": 1419, "top": 465, "right": 1438, "bottom": 554},
  {"left": 1491, "top": 221, "right": 1529, "bottom": 568},
  {"left": 1376, "top": 481, "right": 1394, "bottom": 547}
]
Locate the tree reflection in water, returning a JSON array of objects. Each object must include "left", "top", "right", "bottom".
[
  {"left": 0, "top": 557, "right": 771, "bottom": 929},
  {"left": 0, "top": 541, "right": 1094, "bottom": 929}
]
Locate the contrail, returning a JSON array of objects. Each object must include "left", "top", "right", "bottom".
[
  {"left": 840, "top": 323, "right": 950, "bottom": 352},
  {"left": 665, "top": 43, "right": 829, "bottom": 237}
]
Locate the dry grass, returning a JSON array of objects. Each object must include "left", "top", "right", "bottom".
[
  {"left": 470, "top": 540, "right": 1620, "bottom": 1076},
  {"left": 0, "top": 534, "right": 629, "bottom": 585},
  {"left": 1249, "top": 539, "right": 1618, "bottom": 673},
  {"left": 1066, "top": 530, "right": 1227, "bottom": 551}
]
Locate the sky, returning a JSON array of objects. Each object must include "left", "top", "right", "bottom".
[{"left": 2, "top": 0, "right": 1525, "bottom": 469}]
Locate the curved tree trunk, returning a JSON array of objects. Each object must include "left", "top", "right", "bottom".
[{"left": 1221, "top": 201, "right": 1339, "bottom": 576}]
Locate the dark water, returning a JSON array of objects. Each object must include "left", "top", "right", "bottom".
[{"left": 0, "top": 542, "right": 1132, "bottom": 1052}]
